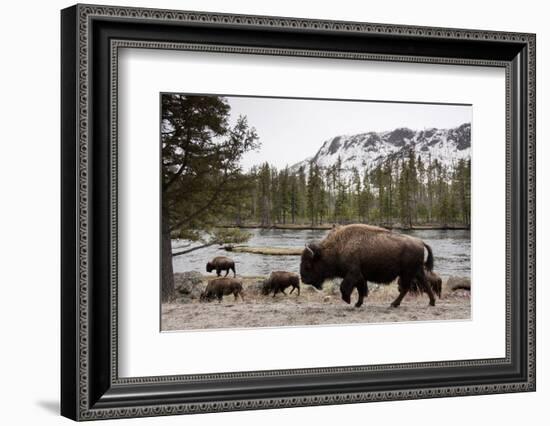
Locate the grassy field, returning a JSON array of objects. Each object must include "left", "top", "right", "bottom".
[{"left": 161, "top": 276, "right": 471, "bottom": 331}]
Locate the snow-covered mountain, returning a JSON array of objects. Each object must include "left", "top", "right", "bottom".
[{"left": 291, "top": 123, "right": 471, "bottom": 176}]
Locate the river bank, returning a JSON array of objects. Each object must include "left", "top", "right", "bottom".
[{"left": 161, "top": 274, "right": 471, "bottom": 331}]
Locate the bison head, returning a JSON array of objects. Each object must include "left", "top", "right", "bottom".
[
  {"left": 200, "top": 291, "right": 212, "bottom": 302},
  {"left": 206, "top": 262, "right": 213, "bottom": 273},
  {"left": 300, "top": 243, "right": 326, "bottom": 289},
  {"left": 261, "top": 279, "right": 271, "bottom": 295}
]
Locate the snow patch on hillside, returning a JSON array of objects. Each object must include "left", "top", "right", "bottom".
[{"left": 291, "top": 123, "right": 471, "bottom": 177}]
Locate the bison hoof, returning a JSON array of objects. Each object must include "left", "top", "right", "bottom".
[
  {"left": 354, "top": 301, "right": 363, "bottom": 308},
  {"left": 429, "top": 300, "right": 436, "bottom": 307},
  {"left": 341, "top": 295, "right": 351, "bottom": 304},
  {"left": 390, "top": 302, "right": 400, "bottom": 308}
]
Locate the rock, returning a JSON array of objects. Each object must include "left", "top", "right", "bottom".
[
  {"left": 446, "top": 276, "right": 471, "bottom": 292},
  {"left": 323, "top": 296, "right": 332, "bottom": 303},
  {"left": 174, "top": 271, "right": 206, "bottom": 299}
]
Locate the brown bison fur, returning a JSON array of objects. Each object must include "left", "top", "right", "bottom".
[
  {"left": 399, "top": 269, "right": 442, "bottom": 298},
  {"left": 262, "top": 271, "right": 300, "bottom": 297},
  {"left": 300, "top": 224, "right": 436, "bottom": 308},
  {"left": 206, "top": 256, "right": 236, "bottom": 277},
  {"left": 200, "top": 277, "right": 244, "bottom": 303}
]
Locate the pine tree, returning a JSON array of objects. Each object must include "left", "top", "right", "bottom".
[
  {"left": 374, "top": 165, "right": 385, "bottom": 223},
  {"left": 278, "top": 167, "right": 291, "bottom": 224},
  {"left": 333, "top": 156, "right": 349, "bottom": 223},
  {"left": 416, "top": 155, "right": 426, "bottom": 222},
  {"left": 426, "top": 155, "right": 435, "bottom": 222},
  {"left": 454, "top": 158, "right": 470, "bottom": 225},
  {"left": 406, "top": 149, "right": 418, "bottom": 225},
  {"left": 161, "top": 94, "right": 258, "bottom": 301},
  {"left": 383, "top": 161, "right": 394, "bottom": 222},
  {"left": 351, "top": 167, "right": 361, "bottom": 221},
  {"left": 289, "top": 174, "right": 299, "bottom": 224},
  {"left": 434, "top": 161, "right": 450, "bottom": 225},
  {"left": 359, "top": 168, "right": 372, "bottom": 222},
  {"left": 298, "top": 166, "right": 307, "bottom": 220},
  {"left": 259, "top": 163, "right": 272, "bottom": 226},
  {"left": 306, "top": 162, "right": 317, "bottom": 225},
  {"left": 398, "top": 160, "right": 410, "bottom": 224}
]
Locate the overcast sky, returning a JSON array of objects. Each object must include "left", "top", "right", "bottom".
[{"left": 224, "top": 96, "right": 472, "bottom": 171}]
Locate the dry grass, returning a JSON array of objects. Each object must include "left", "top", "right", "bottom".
[{"left": 161, "top": 276, "right": 471, "bottom": 331}]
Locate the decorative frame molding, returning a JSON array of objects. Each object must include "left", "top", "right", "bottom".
[{"left": 61, "top": 4, "right": 535, "bottom": 421}]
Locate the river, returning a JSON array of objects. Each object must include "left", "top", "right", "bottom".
[{"left": 172, "top": 228, "right": 470, "bottom": 278}]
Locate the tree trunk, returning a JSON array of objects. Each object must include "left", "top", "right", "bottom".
[{"left": 161, "top": 214, "right": 175, "bottom": 303}]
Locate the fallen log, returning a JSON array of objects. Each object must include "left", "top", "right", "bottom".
[{"left": 223, "top": 245, "right": 303, "bottom": 255}]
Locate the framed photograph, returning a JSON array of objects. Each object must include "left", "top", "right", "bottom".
[{"left": 61, "top": 4, "right": 536, "bottom": 421}]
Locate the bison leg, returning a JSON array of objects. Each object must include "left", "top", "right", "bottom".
[
  {"left": 231, "top": 265, "right": 236, "bottom": 278},
  {"left": 355, "top": 282, "right": 369, "bottom": 308},
  {"left": 340, "top": 281, "right": 352, "bottom": 304},
  {"left": 355, "top": 285, "right": 365, "bottom": 308},
  {"left": 424, "top": 279, "right": 436, "bottom": 306},
  {"left": 289, "top": 286, "right": 295, "bottom": 294},
  {"left": 340, "top": 270, "right": 365, "bottom": 306},
  {"left": 224, "top": 269, "right": 229, "bottom": 277},
  {"left": 216, "top": 269, "right": 221, "bottom": 277},
  {"left": 390, "top": 289, "right": 408, "bottom": 308},
  {"left": 415, "top": 268, "right": 436, "bottom": 306},
  {"left": 391, "top": 275, "right": 411, "bottom": 307}
]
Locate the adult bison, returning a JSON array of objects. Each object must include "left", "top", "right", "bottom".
[
  {"left": 300, "top": 224, "right": 436, "bottom": 308},
  {"left": 206, "top": 256, "right": 236, "bottom": 277}
]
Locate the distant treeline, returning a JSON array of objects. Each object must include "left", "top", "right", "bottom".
[{"left": 231, "top": 152, "right": 470, "bottom": 228}]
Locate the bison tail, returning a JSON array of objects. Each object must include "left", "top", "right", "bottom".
[{"left": 424, "top": 243, "right": 434, "bottom": 272}]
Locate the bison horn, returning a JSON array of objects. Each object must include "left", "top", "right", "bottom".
[{"left": 305, "top": 244, "right": 314, "bottom": 257}]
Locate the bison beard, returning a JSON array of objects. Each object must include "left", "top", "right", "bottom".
[{"left": 299, "top": 224, "right": 436, "bottom": 308}]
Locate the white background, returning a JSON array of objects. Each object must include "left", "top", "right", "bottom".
[
  {"left": 119, "top": 49, "right": 505, "bottom": 377},
  {"left": 0, "top": 0, "right": 547, "bottom": 425}
]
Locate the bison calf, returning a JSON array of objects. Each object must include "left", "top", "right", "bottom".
[
  {"left": 200, "top": 277, "right": 244, "bottom": 303},
  {"left": 262, "top": 271, "right": 300, "bottom": 297},
  {"left": 398, "top": 269, "right": 442, "bottom": 299},
  {"left": 206, "top": 256, "right": 236, "bottom": 277}
]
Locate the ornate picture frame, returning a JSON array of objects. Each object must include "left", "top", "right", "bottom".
[{"left": 61, "top": 4, "right": 535, "bottom": 421}]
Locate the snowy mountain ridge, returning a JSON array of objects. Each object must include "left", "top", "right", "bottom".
[{"left": 291, "top": 123, "right": 471, "bottom": 176}]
